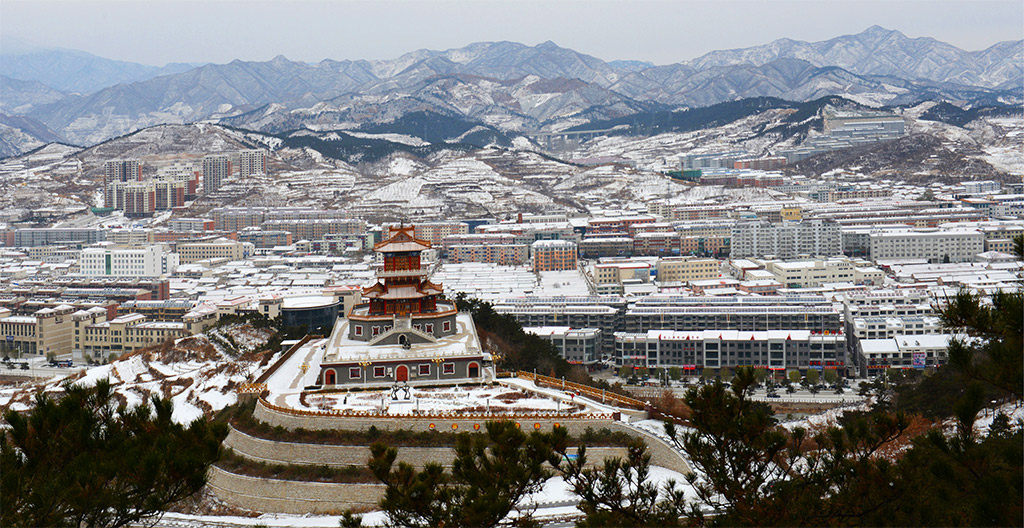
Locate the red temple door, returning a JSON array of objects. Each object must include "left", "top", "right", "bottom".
[{"left": 396, "top": 365, "right": 409, "bottom": 382}]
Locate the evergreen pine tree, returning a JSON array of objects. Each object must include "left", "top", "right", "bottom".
[
  {"left": 369, "top": 421, "right": 566, "bottom": 528},
  {"left": 1, "top": 379, "right": 227, "bottom": 528}
]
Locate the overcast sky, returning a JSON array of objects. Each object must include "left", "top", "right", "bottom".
[{"left": 2, "top": 0, "right": 1022, "bottom": 66}]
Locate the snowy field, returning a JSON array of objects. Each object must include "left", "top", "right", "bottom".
[
  {"left": 536, "top": 270, "right": 591, "bottom": 296},
  {"left": 0, "top": 330, "right": 280, "bottom": 424},
  {"left": 433, "top": 263, "right": 539, "bottom": 300}
]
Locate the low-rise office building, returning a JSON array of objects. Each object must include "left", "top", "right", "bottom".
[
  {"left": 858, "top": 334, "right": 952, "bottom": 376},
  {"left": 532, "top": 240, "right": 578, "bottom": 271},
  {"left": 523, "top": 326, "right": 602, "bottom": 364},
  {"left": 764, "top": 258, "right": 883, "bottom": 288},
  {"left": 656, "top": 256, "right": 721, "bottom": 283},
  {"left": 79, "top": 313, "right": 189, "bottom": 357},
  {"left": 0, "top": 305, "right": 76, "bottom": 356},
  {"left": 176, "top": 238, "right": 254, "bottom": 264},
  {"left": 594, "top": 260, "right": 652, "bottom": 294}
]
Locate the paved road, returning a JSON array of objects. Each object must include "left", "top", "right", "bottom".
[{"left": 0, "top": 363, "right": 85, "bottom": 379}]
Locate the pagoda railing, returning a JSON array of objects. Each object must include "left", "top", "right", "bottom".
[
  {"left": 348, "top": 307, "right": 458, "bottom": 322},
  {"left": 376, "top": 268, "right": 428, "bottom": 279}
]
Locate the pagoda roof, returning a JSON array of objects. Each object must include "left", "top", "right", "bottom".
[
  {"left": 363, "top": 279, "right": 445, "bottom": 299},
  {"left": 374, "top": 226, "right": 431, "bottom": 252},
  {"left": 420, "top": 280, "right": 443, "bottom": 293},
  {"left": 366, "top": 285, "right": 430, "bottom": 300}
]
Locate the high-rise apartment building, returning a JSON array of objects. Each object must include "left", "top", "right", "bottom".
[
  {"left": 238, "top": 149, "right": 267, "bottom": 177},
  {"left": 103, "top": 160, "right": 142, "bottom": 207},
  {"left": 202, "top": 155, "right": 233, "bottom": 193},
  {"left": 107, "top": 175, "right": 191, "bottom": 218}
]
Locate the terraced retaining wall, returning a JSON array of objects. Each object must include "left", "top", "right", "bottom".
[
  {"left": 252, "top": 399, "right": 690, "bottom": 474},
  {"left": 207, "top": 466, "right": 384, "bottom": 515},
  {"left": 223, "top": 426, "right": 630, "bottom": 469}
]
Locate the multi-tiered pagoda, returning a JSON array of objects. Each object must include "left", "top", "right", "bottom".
[
  {"left": 348, "top": 226, "right": 455, "bottom": 341},
  {"left": 317, "top": 226, "right": 488, "bottom": 388}
]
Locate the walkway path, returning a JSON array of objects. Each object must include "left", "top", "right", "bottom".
[{"left": 265, "top": 338, "right": 325, "bottom": 407}]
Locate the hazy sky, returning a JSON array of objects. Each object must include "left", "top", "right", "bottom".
[{"left": 2, "top": 0, "right": 1022, "bottom": 66}]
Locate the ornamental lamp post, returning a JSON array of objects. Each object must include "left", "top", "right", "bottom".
[
  {"left": 432, "top": 357, "right": 444, "bottom": 380},
  {"left": 359, "top": 360, "right": 372, "bottom": 385}
]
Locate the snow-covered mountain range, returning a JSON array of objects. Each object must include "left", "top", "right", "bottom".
[{"left": 0, "top": 26, "right": 1020, "bottom": 155}]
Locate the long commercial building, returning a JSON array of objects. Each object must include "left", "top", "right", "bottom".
[
  {"left": 624, "top": 295, "right": 843, "bottom": 334},
  {"left": 731, "top": 220, "right": 841, "bottom": 259},
  {"left": 78, "top": 245, "right": 178, "bottom": 277},
  {"left": 495, "top": 294, "right": 844, "bottom": 362},
  {"left": 868, "top": 227, "right": 984, "bottom": 263},
  {"left": 614, "top": 330, "right": 846, "bottom": 372},
  {"left": 13, "top": 228, "right": 107, "bottom": 247},
  {"left": 494, "top": 296, "right": 628, "bottom": 355}
]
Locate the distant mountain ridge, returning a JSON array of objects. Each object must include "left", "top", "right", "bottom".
[
  {"left": 1, "top": 27, "right": 1021, "bottom": 151},
  {"left": 683, "top": 26, "right": 1022, "bottom": 89},
  {"left": 0, "top": 48, "right": 202, "bottom": 94}
]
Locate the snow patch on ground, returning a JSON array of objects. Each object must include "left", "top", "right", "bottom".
[{"left": 345, "top": 131, "right": 430, "bottom": 147}]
